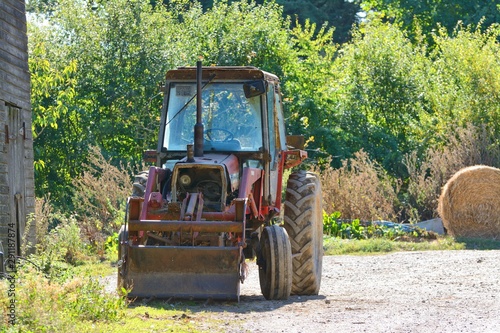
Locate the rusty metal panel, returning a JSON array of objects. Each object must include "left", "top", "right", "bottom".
[
  {"left": 283, "top": 149, "right": 308, "bottom": 169},
  {"left": 128, "top": 220, "right": 244, "bottom": 233},
  {"left": 166, "top": 67, "right": 264, "bottom": 81},
  {"left": 128, "top": 197, "right": 143, "bottom": 220},
  {"left": 125, "top": 246, "right": 241, "bottom": 300},
  {"left": 165, "top": 66, "right": 280, "bottom": 84}
]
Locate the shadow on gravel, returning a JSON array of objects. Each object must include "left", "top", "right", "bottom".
[
  {"left": 455, "top": 237, "right": 500, "bottom": 250},
  {"left": 127, "top": 294, "right": 327, "bottom": 314}
]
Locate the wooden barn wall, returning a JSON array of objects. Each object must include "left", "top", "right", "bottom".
[{"left": 0, "top": 0, "right": 36, "bottom": 256}]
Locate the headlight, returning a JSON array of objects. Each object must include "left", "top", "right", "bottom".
[{"left": 179, "top": 174, "right": 192, "bottom": 186}]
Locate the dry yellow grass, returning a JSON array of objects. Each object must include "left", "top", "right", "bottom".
[
  {"left": 438, "top": 165, "right": 500, "bottom": 239},
  {"left": 318, "top": 150, "right": 399, "bottom": 222}
]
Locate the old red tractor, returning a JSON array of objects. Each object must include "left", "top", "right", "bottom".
[{"left": 118, "top": 62, "right": 323, "bottom": 301}]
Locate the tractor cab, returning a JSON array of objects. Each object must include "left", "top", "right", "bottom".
[
  {"left": 157, "top": 66, "right": 289, "bottom": 209},
  {"left": 162, "top": 81, "right": 264, "bottom": 153}
]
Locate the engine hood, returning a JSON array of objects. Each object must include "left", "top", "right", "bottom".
[{"left": 176, "top": 153, "right": 240, "bottom": 193}]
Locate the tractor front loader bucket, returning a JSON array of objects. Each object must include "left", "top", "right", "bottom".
[
  {"left": 121, "top": 217, "right": 245, "bottom": 301},
  {"left": 124, "top": 245, "right": 241, "bottom": 300}
]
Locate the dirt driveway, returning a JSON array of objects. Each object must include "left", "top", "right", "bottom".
[
  {"left": 194, "top": 250, "right": 500, "bottom": 333},
  {"left": 111, "top": 250, "right": 500, "bottom": 332}
]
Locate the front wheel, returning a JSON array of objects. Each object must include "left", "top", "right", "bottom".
[
  {"left": 258, "top": 225, "right": 293, "bottom": 300},
  {"left": 283, "top": 170, "right": 323, "bottom": 295}
]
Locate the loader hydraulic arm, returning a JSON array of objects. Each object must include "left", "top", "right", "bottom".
[{"left": 238, "top": 167, "right": 264, "bottom": 220}]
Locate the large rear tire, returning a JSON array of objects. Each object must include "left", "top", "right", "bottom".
[
  {"left": 119, "top": 169, "right": 148, "bottom": 289},
  {"left": 117, "top": 224, "right": 128, "bottom": 293},
  {"left": 283, "top": 170, "right": 323, "bottom": 295},
  {"left": 132, "top": 170, "right": 149, "bottom": 197},
  {"left": 258, "top": 225, "right": 293, "bottom": 300}
]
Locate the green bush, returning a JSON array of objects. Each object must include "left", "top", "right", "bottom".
[
  {"left": 323, "top": 211, "right": 436, "bottom": 241},
  {"left": 65, "top": 276, "right": 125, "bottom": 322}
]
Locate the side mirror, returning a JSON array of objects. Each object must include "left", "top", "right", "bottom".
[
  {"left": 243, "top": 81, "right": 266, "bottom": 98},
  {"left": 286, "top": 135, "right": 305, "bottom": 150},
  {"left": 143, "top": 150, "right": 157, "bottom": 163}
]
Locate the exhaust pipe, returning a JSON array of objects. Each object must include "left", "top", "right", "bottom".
[
  {"left": 194, "top": 60, "right": 204, "bottom": 157},
  {"left": 186, "top": 144, "right": 195, "bottom": 163}
]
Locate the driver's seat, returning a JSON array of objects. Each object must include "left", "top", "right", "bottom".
[{"left": 204, "top": 139, "right": 241, "bottom": 152}]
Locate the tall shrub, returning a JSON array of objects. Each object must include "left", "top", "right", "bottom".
[
  {"left": 319, "top": 150, "right": 400, "bottom": 222},
  {"left": 331, "top": 21, "right": 429, "bottom": 176},
  {"left": 424, "top": 24, "right": 500, "bottom": 140}
]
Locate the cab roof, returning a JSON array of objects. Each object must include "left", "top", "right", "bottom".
[{"left": 165, "top": 66, "right": 280, "bottom": 83}]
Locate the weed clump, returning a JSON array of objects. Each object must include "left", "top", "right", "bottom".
[
  {"left": 318, "top": 123, "right": 500, "bottom": 225},
  {"left": 318, "top": 149, "right": 400, "bottom": 222},
  {"left": 0, "top": 194, "right": 127, "bottom": 331},
  {"left": 0, "top": 265, "right": 127, "bottom": 331},
  {"left": 72, "top": 146, "right": 131, "bottom": 257},
  {"left": 0, "top": 146, "right": 131, "bottom": 331}
]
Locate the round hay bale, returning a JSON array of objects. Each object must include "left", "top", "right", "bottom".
[{"left": 438, "top": 165, "right": 500, "bottom": 239}]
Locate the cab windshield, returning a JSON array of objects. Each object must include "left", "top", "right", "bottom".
[{"left": 163, "top": 82, "right": 263, "bottom": 152}]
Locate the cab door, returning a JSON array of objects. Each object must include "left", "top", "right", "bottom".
[{"left": 266, "top": 83, "right": 287, "bottom": 207}]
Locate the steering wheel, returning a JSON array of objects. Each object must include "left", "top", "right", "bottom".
[{"left": 204, "top": 128, "right": 235, "bottom": 142}]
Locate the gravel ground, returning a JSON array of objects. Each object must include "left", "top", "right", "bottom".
[
  {"left": 109, "top": 250, "right": 500, "bottom": 332},
  {"left": 208, "top": 250, "right": 500, "bottom": 333}
]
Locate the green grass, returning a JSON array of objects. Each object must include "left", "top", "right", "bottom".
[
  {"left": 323, "top": 236, "right": 468, "bottom": 255},
  {"left": 72, "top": 259, "right": 116, "bottom": 277},
  {"left": 69, "top": 305, "right": 221, "bottom": 333}
]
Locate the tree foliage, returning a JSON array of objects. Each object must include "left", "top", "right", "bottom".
[
  {"left": 28, "top": 0, "right": 500, "bottom": 219},
  {"left": 330, "top": 21, "right": 429, "bottom": 175},
  {"left": 425, "top": 24, "right": 500, "bottom": 138},
  {"left": 281, "top": 19, "right": 338, "bottom": 158},
  {"left": 161, "top": 0, "right": 361, "bottom": 43},
  {"left": 276, "top": 0, "right": 361, "bottom": 43},
  {"left": 362, "top": 0, "right": 500, "bottom": 41}
]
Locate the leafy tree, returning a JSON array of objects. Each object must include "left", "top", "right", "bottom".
[
  {"left": 161, "top": 0, "right": 361, "bottom": 43},
  {"left": 29, "top": 0, "right": 181, "bottom": 206},
  {"left": 424, "top": 24, "right": 500, "bottom": 140},
  {"left": 169, "top": 0, "right": 292, "bottom": 74},
  {"left": 281, "top": 19, "right": 339, "bottom": 161},
  {"left": 28, "top": 0, "right": 295, "bottom": 206},
  {"left": 53, "top": 0, "right": 180, "bottom": 159},
  {"left": 29, "top": 22, "right": 85, "bottom": 202},
  {"left": 361, "top": 0, "right": 500, "bottom": 41},
  {"left": 328, "top": 21, "right": 429, "bottom": 176},
  {"left": 277, "top": 0, "right": 362, "bottom": 43}
]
